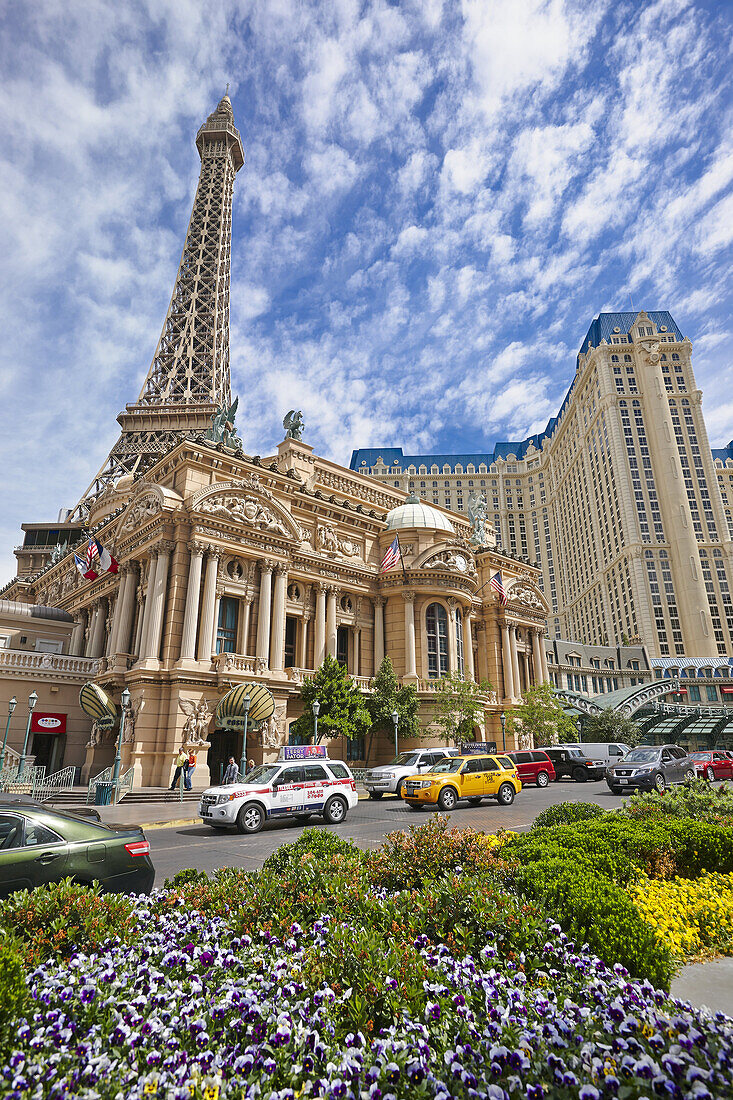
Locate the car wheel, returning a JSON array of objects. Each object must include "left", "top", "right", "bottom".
[
  {"left": 536, "top": 771, "right": 550, "bottom": 788},
  {"left": 497, "top": 782, "right": 515, "bottom": 806},
  {"left": 395, "top": 779, "right": 404, "bottom": 800},
  {"left": 236, "top": 803, "right": 265, "bottom": 834},
  {"left": 654, "top": 773, "right": 666, "bottom": 794},
  {"left": 683, "top": 769, "right": 695, "bottom": 784},
  {"left": 572, "top": 767, "right": 588, "bottom": 783},
  {"left": 437, "top": 787, "right": 458, "bottom": 811},
  {"left": 368, "top": 791, "right": 383, "bottom": 800},
  {"left": 706, "top": 766, "right": 715, "bottom": 782},
  {"left": 323, "top": 795, "right": 347, "bottom": 824},
  {"left": 467, "top": 796, "right": 483, "bottom": 806}
]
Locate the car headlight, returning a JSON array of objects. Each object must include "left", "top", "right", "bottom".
[
  {"left": 633, "top": 765, "right": 655, "bottom": 774},
  {"left": 412, "top": 780, "right": 433, "bottom": 789}
]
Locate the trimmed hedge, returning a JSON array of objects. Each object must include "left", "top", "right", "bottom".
[{"left": 531, "top": 800, "right": 606, "bottom": 830}]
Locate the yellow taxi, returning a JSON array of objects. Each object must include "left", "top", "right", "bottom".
[{"left": 401, "top": 751, "right": 522, "bottom": 811}]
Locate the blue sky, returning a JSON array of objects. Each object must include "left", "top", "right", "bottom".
[{"left": 0, "top": 0, "right": 732, "bottom": 582}]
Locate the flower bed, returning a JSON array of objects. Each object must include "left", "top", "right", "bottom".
[{"left": 630, "top": 872, "right": 733, "bottom": 962}]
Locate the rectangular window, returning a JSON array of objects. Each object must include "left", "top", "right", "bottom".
[
  {"left": 346, "top": 738, "right": 365, "bottom": 761},
  {"left": 706, "top": 685, "right": 718, "bottom": 702},
  {"left": 216, "top": 597, "right": 238, "bottom": 654},
  {"left": 284, "top": 616, "right": 297, "bottom": 668},
  {"left": 689, "top": 684, "right": 701, "bottom": 702},
  {"left": 336, "top": 625, "right": 349, "bottom": 669}
]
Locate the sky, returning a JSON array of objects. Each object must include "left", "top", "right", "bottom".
[{"left": 0, "top": 0, "right": 731, "bottom": 583}]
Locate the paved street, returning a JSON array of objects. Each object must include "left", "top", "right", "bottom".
[{"left": 147, "top": 780, "right": 627, "bottom": 886}]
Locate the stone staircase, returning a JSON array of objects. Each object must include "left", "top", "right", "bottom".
[{"left": 47, "top": 785, "right": 203, "bottom": 808}]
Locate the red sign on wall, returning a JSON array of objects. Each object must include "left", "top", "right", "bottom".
[{"left": 30, "top": 712, "right": 67, "bottom": 734}]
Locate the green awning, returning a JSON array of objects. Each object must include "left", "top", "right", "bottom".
[{"left": 216, "top": 682, "right": 275, "bottom": 729}]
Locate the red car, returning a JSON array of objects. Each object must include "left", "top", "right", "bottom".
[
  {"left": 688, "top": 750, "right": 733, "bottom": 781},
  {"left": 506, "top": 750, "right": 556, "bottom": 788}
]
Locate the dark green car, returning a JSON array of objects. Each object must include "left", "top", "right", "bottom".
[{"left": 0, "top": 800, "right": 155, "bottom": 897}]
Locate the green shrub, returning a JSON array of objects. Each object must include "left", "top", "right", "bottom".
[
  {"left": 515, "top": 859, "right": 676, "bottom": 989},
  {"left": 531, "top": 801, "right": 607, "bottom": 830},
  {"left": 0, "top": 879, "right": 138, "bottom": 966},
  {"left": 262, "top": 828, "right": 361, "bottom": 874},
  {"left": 364, "top": 816, "right": 513, "bottom": 890},
  {"left": 623, "top": 779, "right": 733, "bottom": 826},
  {"left": 0, "top": 933, "right": 28, "bottom": 1060},
  {"left": 163, "top": 867, "right": 210, "bottom": 889}
]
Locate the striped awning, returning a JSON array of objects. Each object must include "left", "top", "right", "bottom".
[
  {"left": 216, "top": 682, "right": 275, "bottom": 728},
  {"left": 79, "top": 682, "right": 117, "bottom": 727}
]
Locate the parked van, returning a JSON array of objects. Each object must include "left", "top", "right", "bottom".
[{"left": 557, "top": 742, "right": 630, "bottom": 767}]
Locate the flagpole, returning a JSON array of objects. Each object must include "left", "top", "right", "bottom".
[{"left": 398, "top": 535, "right": 408, "bottom": 583}]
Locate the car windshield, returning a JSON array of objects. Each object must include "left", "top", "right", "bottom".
[
  {"left": 688, "top": 752, "right": 711, "bottom": 760},
  {"left": 242, "top": 765, "right": 279, "bottom": 785},
  {"left": 387, "top": 753, "right": 419, "bottom": 767},
  {"left": 623, "top": 749, "right": 659, "bottom": 763},
  {"left": 431, "top": 758, "right": 463, "bottom": 773}
]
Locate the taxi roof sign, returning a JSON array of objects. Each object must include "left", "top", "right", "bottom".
[
  {"left": 459, "top": 741, "right": 498, "bottom": 755},
  {"left": 278, "top": 745, "right": 328, "bottom": 760}
]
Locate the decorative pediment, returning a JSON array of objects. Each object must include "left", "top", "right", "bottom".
[
  {"left": 118, "top": 482, "right": 181, "bottom": 534},
  {"left": 189, "top": 480, "right": 300, "bottom": 541},
  {"left": 505, "top": 579, "right": 550, "bottom": 614},
  {"left": 413, "top": 544, "right": 477, "bottom": 578}
]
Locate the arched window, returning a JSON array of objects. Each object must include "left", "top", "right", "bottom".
[
  {"left": 624, "top": 354, "right": 632, "bottom": 362},
  {"left": 672, "top": 353, "right": 680, "bottom": 361},
  {"left": 455, "top": 607, "right": 464, "bottom": 677},
  {"left": 426, "top": 603, "right": 449, "bottom": 679},
  {"left": 611, "top": 354, "right": 619, "bottom": 363}
]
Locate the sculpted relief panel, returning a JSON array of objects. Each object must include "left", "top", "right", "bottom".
[
  {"left": 120, "top": 493, "right": 163, "bottom": 533},
  {"left": 316, "top": 521, "right": 360, "bottom": 559},
  {"left": 199, "top": 493, "right": 290, "bottom": 536}
]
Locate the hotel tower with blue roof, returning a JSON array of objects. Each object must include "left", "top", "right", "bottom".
[{"left": 352, "top": 310, "right": 733, "bottom": 660}]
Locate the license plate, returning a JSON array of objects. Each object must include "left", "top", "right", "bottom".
[{"left": 620, "top": 779, "right": 631, "bottom": 784}]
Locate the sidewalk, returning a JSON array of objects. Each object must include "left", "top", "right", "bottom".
[{"left": 671, "top": 958, "right": 733, "bottom": 1016}]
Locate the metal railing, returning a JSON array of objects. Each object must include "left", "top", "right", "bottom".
[
  {"left": 35, "top": 765, "right": 76, "bottom": 802},
  {"left": 86, "top": 765, "right": 135, "bottom": 805},
  {"left": 0, "top": 765, "right": 46, "bottom": 797},
  {"left": 86, "top": 766, "right": 112, "bottom": 804}
]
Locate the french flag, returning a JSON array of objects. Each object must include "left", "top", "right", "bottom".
[{"left": 93, "top": 538, "right": 119, "bottom": 574}]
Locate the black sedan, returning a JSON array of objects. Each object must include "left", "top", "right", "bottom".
[
  {"left": 0, "top": 800, "right": 155, "bottom": 898},
  {"left": 606, "top": 745, "right": 695, "bottom": 794}
]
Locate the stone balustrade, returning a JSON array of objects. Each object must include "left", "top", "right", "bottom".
[{"left": 0, "top": 648, "right": 99, "bottom": 678}]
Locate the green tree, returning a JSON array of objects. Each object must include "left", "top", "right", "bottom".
[
  {"left": 431, "top": 671, "right": 494, "bottom": 744},
  {"left": 366, "top": 656, "right": 421, "bottom": 746},
  {"left": 581, "top": 708, "right": 642, "bottom": 747},
  {"left": 289, "top": 655, "right": 371, "bottom": 744},
  {"left": 507, "top": 683, "right": 578, "bottom": 749}
]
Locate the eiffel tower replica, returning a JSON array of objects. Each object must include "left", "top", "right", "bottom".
[{"left": 70, "top": 93, "right": 245, "bottom": 521}]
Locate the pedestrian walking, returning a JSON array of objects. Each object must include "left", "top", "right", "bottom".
[
  {"left": 185, "top": 751, "right": 196, "bottom": 791},
  {"left": 170, "top": 749, "right": 188, "bottom": 790},
  {"left": 223, "top": 756, "right": 239, "bottom": 784}
]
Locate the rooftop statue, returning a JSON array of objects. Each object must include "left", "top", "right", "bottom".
[
  {"left": 204, "top": 397, "right": 243, "bottom": 451},
  {"left": 283, "top": 409, "right": 304, "bottom": 440},
  {"left": 467, "top": 491, "right": 489, "bottom": 547}
]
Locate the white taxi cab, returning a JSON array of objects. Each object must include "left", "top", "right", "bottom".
[{"left": 199, "top": 746, "right": 358, "bottom": 834}]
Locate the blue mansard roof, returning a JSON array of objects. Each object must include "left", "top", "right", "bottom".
[
  {"left": 712, "top": 441, "right": 733, "bottom": 464},
  {"left": 350, "top": 310, "right": 687, "bottom": 474}
]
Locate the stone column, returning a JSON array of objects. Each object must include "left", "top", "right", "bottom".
[
  {"left": 197, "top": 549, "right": 220, "bottom": 662},
  {"left": 314, "top": 584, "right": 327, "bottom": 667},
  {"left": 270, "top": 564, "right": 288, "bottom": 671},
  {"left": 70, "top": 612, "right": 86, "bottom": 656},
  {"left": 540, "top": 635, "right": 550, "bottom": 683},
  {"left": 133, "top": 587, "right": 145, "bottom": 657},
  {"left": 510, "top": 625, "right": 521, "bottom": 701},
  {"left": 90, "top": 600, "right": 108, "bottom": 658},
  {"left": 138, "top": 551, "right": 157, "bottom": 660},
  {"left": 403, "top": 591, "right": 418, "bottom": 681},
  {"left": 326, "top": 586, "right": 338, "bottom": 658},
  {"left": 374, "top": 596, "right": 385, "bottom": 669},
  {"left": 105, "top": 596, "right": 117, "bottom": 656},
  {"left": 522, "top": 649, "right": 531, "bottom": 694},
  {"left": 447, "top": 599, "right": 459, "bottom": 674},
  {"left": 113, "top": 565, "right": 137, "bottom": 656},
  {"left": 531, "top": 629, "right": 544, "bottom": 685},
  {"left": 180, "top": 543, "right": 205, "bottom": 660},
  {"left": 256, "top": 561, "right": 273, "bottom": 665},
  {"left": 144, "top": 540, "right": 172, "bottom": 660},
  {"left": 501, "top": 622, "right": 514, "bottom": 702},
  {"left": 353, "top": 626, "right": 361, "bottom": 676},
  {"left": 463, "top": 611, "right": 475, "bottom": 681},
  {"left": 240, "top": 596, "right": 253, "bottom": 656},
  {"left": 299, "top": 611, "right": 311, "bottom": 669}
]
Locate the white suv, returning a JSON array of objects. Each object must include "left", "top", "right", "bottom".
[
  {"left": 365, "top": 747, "right": 457, "bottom": 800},
  {"left": 199, "top": 753, "right": 358, "bottom": 834}
]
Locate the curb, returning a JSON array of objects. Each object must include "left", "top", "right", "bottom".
[{"left": 140, "top": 818, "right": 201, "bottom": 831}]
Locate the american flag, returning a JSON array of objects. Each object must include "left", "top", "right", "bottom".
[
  {"left": 490, "top": 571, "right": 508, "bottom": 606},
  {"left": 380, "top": 536, "right": 401, "bottom": 572},
  {"left": 85, "top": 539, "right": 99, "bottom": 571}
]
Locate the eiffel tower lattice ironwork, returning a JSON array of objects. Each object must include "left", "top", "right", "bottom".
[{"left": 70, "top": 94, "right": 245, "bottom": 521}]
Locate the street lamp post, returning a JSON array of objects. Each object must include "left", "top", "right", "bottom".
[
  {"left": 391, "top": 708, "right": 399, "bottom": 757},
  {"left": 500, "top": 711, "right": 506, "bottom": 753},
  {"left": 238, "top": 695, "right": 251, "bottom": 778},
  {"left": 18, "top": 691, "right": 38, "bottom": 778},
  {"left": 312, "top": 699, "right": 320, "bottom": 743},
  {"left": 0, "top": 696, "right": 17, "bottom": 771},
  {"left": 112, "top": 687, "right": 131, "bottom": 801}
]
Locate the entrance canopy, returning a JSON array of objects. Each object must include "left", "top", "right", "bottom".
[
  {"left": 217, "top": 682, "right": 275, "bottom": 730},
  {"left": 555, "top": 677, "right": 681, "bottom": 718},
  {"left": 79, "top": 682, "right": 117, "bottom": 728}
]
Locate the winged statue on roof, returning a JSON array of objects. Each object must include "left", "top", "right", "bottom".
[
  {"left": 204, "top": 397, "right": 242, "bottom": 451},
  {"left": 283, "top": 410, "right": 304, "bottom": 440}
]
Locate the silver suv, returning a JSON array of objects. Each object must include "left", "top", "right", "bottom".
[
  {"left": 606, "top": 744, "right": 695, "bottom": 794},
  {"left": 365, "top": 748, "right": 457, "bottom": 799}
]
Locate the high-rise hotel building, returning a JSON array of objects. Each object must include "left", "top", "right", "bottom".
[{"left": 352, "top": 310, "right": 733, "bottom": 660}]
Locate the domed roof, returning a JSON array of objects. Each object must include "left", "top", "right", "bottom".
[{"left": 385, "top": 493, "right": 455, "bottom": 533}]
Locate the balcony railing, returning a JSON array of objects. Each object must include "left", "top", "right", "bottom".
[{"left": 0, "top": 649, "right": 99, "bottom": 676}]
